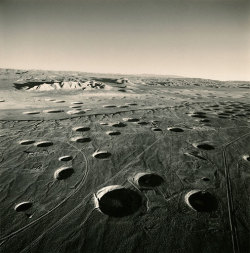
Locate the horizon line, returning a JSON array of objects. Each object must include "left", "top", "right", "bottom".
[{"left": 1, "top": 66, "right": 249, "bottom": 82}]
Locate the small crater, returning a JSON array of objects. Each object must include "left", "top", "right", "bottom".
[
  {"left": 167, "top": 127, "right": 184, "bottom": 132},
  {"left": 54, "top": 167, "right": 74, "bottom": 180},
  {"left": 23, "top": 111, "right": 40, "bottom": 115},
  {"left": 19, "top": 140, "right": 35, "bottom": 145},
  {"left": 151, "top": 127, "right": 162, "bottom": 132},
  {"left": 185, "top": 190, "right": 218, "bottom": 212},
  {"left": 43, "top": 109, "right": 64, "bottom": 113},
  {"left": 70, "top": 105, "right": 82, "bottom": 109},
  {"left": 35, "top": 141, "right": 53, "bottom": 147},
  {"left": 93, "top": 151, "right": 111, "bottom": 159},
  {"left": 134, "top": 172, "right": 164, "bottom": 188},
  {"left": 73, "top": 126, "right": 90, "bottom": 132},
  {"left": 67, "top": 110, "right": 85, "bottom": 115},
  {"left": 71, "top": 102, "right": 83, "bottom": 104},
  {"left": 0, "top": 99, "right": 5, "bottom": 102},
  {"left": 243, "top": 155, "right": 250, "bottom": 161},
  {"left": 118, "top": 105, "right": 129, "bottom": 108},
  {"left": 126, "top": 103, "right": 137, "bottom": 106},
  {"left": 71, "top": 137, "right": 91, "bottom": 143},
  {"left": 103, "top": 105, "right": 117, "bottom": 108},
  {"left": 201, "top": 177, "right": 210, "bottom": 181},
  {"left": 95, "top": 185, "right": 142, "bottom": 217},
  {"left": 14, "top": 201, "right": 33, "bottom": 212},
  {"left": 106, "top": 131, "right": 121, "bottom": 136},
  {"left": 193, "top": 143, "right": 215, "bottom": 150},
  {"left": 100, "top": 122, "right": 109, "bottom": 125},
  {"left": 59, "top": 155, "right": 73, "bottom": 162},
  {"left": 54, "top": 100, "right": 65, "bottom": 103},
  {"left": 151, "top": 120, "right": 160, "bottom": 124},
  {"left": 123, "top": 118, "right": 140, "bottom": 122},
  {"left": 111, "top": 122, "right": 127, "bottom": 127}
]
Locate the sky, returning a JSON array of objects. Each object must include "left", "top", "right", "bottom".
[{"left": 0, "top": 0, "right": 249, "bottom": 80}]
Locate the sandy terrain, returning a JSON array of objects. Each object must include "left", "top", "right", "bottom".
[{"left": 0, "top": 68, "right": 249, "bottom": 253}]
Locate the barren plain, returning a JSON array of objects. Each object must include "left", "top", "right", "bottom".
[{"left": 0, "top": 68, "right": 249, "bottom": 253}]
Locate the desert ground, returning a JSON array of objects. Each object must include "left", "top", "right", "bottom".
[{"left": 0, "top": 68, "right": 249, "bottom": 253}]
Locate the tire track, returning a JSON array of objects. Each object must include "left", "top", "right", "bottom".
[
  {"left": 0, "top": 141, "right": 89, "bottom": 243},
  {"left": 221, "top": 131, "right": 250, "bottom": 253},
  {"left": 17, "top": 136, "right": 162, "bottom": 253}
]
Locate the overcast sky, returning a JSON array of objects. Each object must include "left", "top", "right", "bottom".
[{"left": 0, "top": 0, "right": 249, "bottom": 80}]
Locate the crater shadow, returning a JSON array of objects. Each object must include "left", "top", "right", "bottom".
[
  {"left": 23, "top": 111, "right": 40, "bottom": 115},
  {"left": 54, "top": 167, "right": 74, "bottom": 180},
  {"left": 151, "top": 127, "right": 162, "bottom": 132},
  {"left": 111, "top": 122, "right": 127, "bottom": 127},
  {"left": 98, "top": 188, "right": 142, "bottom": 217},
  {"left": 59, "top": 155, "right": 73, "bottom": 162},
  {"left": 93, "top": 151, "right": 111, "bottom": 159},
  {"left": 168, "top": 127, "right": 184, "bottom": 132},
  {"left": 136, "top": 173, "right": 164, "bottom": 188},
  {"left": 35, "top": 141, "right": 53, "bottom": 147},
  {"left": 194, "top": 143, "right": 215, "bottom": 150},
  {"left": 14, "top": 202, "right": 33, "bottom": 212},
  {"left": 73, "top": 127, "right": 91, "bottom": 132},
  {"left": 185, "top": 190, "right": 218, "bottom": 212},
  {"left": 106, "top": 131, "right": 121, "bottom": 136},
  {"left": 19, "top": 140, "right": 35, "bottom": 145},
  {"left": 71, "top": 137, "right": 91, "bottom": 143}
]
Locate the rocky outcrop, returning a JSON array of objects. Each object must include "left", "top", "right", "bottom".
[{"left": 14, "top": 79, "right": 106, "bottom": 91}]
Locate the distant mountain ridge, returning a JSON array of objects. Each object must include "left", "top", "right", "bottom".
[{"left": 0, "top": 68, "right": 249, "bottom": 90}]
